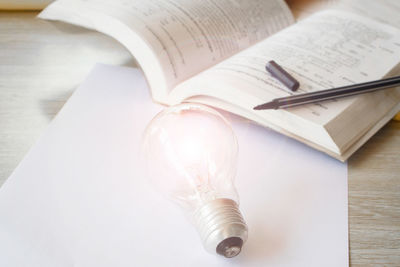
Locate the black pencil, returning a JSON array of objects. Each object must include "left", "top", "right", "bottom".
[{"left": 253, "top": 76, "right": 400, "bottom": 110}]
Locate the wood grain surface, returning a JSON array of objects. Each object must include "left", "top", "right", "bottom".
[{"left": 0, "top": 11, "right": 399, "bottom": 266}]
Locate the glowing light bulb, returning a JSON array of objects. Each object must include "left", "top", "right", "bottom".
[{"left": 142, "top": 103, "right": 248, "bottom": 258}]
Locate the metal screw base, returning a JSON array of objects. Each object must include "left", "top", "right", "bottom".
[{"left": 193, "top": 198, "right": 248, "bottom": 258}]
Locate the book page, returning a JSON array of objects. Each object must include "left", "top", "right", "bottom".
[
  {"left": 39, "top": 0, "right": 294, "bottom": 101},
  {"left": 170, "top": 10, "right": 400, "bottom": 151},
  {"left": 171, "top": 10, "right": 400, "bottom": 124},
  {"left": 335, "top": 0, "right": 400, "bottom": 29}
]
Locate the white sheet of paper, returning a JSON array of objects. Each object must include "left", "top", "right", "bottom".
[{"left": 0, "top": 64, "right": 348, "bottom": 267}]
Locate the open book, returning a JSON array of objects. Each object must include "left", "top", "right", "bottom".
[{"left": 39, "top": 0, "right": 400, "bottom": 161}]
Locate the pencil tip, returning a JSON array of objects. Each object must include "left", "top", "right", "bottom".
[{"left": 253, "top": 101, "right": 277, "bottom": 110}]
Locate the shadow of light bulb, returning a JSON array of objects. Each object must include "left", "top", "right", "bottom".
[{"left": 142, "top": 103, "right": 248, "bottom": 258}]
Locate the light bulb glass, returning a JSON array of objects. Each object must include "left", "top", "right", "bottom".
[{"left": 142, "top": 103, "right": 247, "bottom": 258}]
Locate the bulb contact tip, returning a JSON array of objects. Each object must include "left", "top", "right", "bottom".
[{"left": 216, "top": 237, "right": 243, "bottom": 258}]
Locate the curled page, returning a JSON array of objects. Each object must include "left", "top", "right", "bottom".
[{"left": 39, "top": 0, "right": 294, "bottom": 100}]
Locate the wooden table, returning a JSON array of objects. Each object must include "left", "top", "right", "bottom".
[{"left": 0, "top": 11, "right": 399, "bottom": 266}]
